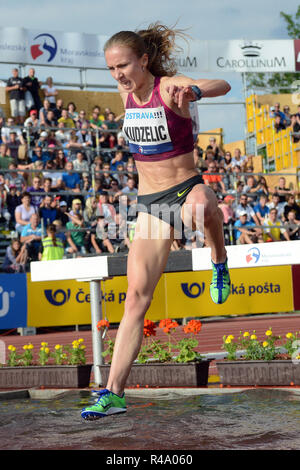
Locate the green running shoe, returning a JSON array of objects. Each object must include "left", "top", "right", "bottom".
[
  {"left": 210, "top": 258, "right": 231, "bottom": 304},
  {"left": 81, "top": 389, "right": 127, "bottom": 420}
]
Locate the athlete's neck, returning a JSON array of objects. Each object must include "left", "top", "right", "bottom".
[{"left": 132, "top": 73, "right": 155, "bottom": 105}]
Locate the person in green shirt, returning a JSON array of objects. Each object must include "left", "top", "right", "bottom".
[
  {"left": 89, "top": 107, "right": 103, "bottom": 129},
  {"left": 0, "top": 143, "right": 13, "bottom": 169},
  {"left": 66, "top": 214, "right": 87, "bottom": 254},
  {"left": 39, "top": 223, "right": 64, "bottom": 261}
]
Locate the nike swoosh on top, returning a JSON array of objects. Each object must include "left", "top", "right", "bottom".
[{"left": 177, "top": 187, "right": 190, "bottom": 198}]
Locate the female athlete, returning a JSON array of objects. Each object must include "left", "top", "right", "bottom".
[{"left": 81, "top": 23, "right": 231, "bottom": 420}]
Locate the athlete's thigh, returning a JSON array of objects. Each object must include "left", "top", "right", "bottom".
[
  {"left": 127, "top": 212, "right": 174, "bottom": 295},
  {"left": 181, "top": 183, "right": 216, "bottom": 231}
]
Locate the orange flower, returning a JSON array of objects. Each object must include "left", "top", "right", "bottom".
[
  {"left": 159, "top": 318, "right": 178, "bottom": 334},
  {"left": 97, "top": 319, "right": 110, "bottom": 331},
  {"left": 183, "top": 319, "right": 202, "bottom": 335},
  {"left": 143, "top": 319, "right": 157, "bottom": 337}
]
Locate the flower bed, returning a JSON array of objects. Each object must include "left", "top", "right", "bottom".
[
  {"left": 97, "top": 318, "right": 211, "bottom": 387},
  {"left": 0, "top": 338, "right": 92, "bottom": 388},
  {"left": 216, "top": 328, "right": 300, "bottom": 386}
]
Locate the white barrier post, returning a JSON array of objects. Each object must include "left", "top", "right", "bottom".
[{"left": 89, "top": 279, "right": 104, "bottom": 387}]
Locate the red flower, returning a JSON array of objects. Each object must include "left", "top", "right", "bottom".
[
  {"left": 97, "top": 319, "right": 110, "bottom": 331},
  {"left": 183, "top": 319, "right": 202, "bottom": 335},
  {"left": 143, "top": 319, "right": 157, "bottom": 338},
  {"left": 159, "top": 318, "right": 178, "bottom": 334}
]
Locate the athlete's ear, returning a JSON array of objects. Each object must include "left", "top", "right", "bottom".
[{"left": 141, "top": 53, "right": 148, "bottom": 71}]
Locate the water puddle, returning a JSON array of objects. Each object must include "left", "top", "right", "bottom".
[{"left": 0, "top": 389, "right": 299, "bottom": 450}]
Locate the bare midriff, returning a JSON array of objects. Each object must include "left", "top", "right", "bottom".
[{"left": 135, "top": 151, "right": 199, "bottom": 195}]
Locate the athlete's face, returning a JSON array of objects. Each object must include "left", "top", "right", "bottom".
[{"left": 105, "top": 45, "right": 147, "bottom": 92}]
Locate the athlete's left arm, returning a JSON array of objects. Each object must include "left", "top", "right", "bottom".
[{"left": 162, "top": 76, "right": 231, "bottom": 109}]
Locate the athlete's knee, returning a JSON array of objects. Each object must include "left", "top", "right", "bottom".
[{"left": 124, "top": 286, "right": 153, "bottom": 318}]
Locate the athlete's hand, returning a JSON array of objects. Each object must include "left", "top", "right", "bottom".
[{"left": 166, "top": 85, "right": 196, "bottom": 108}]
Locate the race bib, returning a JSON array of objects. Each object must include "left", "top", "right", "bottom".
[{"left": 123, "top": 106, "right": 173, "bottom": 155}]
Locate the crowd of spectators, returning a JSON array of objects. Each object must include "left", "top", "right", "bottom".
[
  {"left": 0, "top": 67, "right": 299, "bottom": 272},
  {"left": 269, "top": 101, "right": 300, "bottom": 142}
]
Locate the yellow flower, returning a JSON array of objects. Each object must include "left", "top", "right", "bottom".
[
  {"left": 243, "top": 332, "right": 250, "bottom": 337},
  {"left": 286, "top": 333, "right": 294, "bottom": 339},
  {"left": 55, "top": 344, "right": 62, "bottom": 350},
  {"left": 263, "top": 341, "right": 269, "bottom": 348},
  {"left": 225, "top": 337, "right": 232, "bottom": 344},
  {"left": 28, "top": 343, "right": 34, "bottom": 350},
  {"left": 80, "top": 345, "right": 86, "bottom": 350},
  {"left": 78, "top": 338, "right": 84, "bottom": 344},
  {"left": 45, "top": 348, "right": 50, "bottom": 354},
  {"left": 23, "top": 344, "right": 28, "bottom": 350},
  {"left": 251, "top": 334, "right": 257, "bottom": 340},
  {"left": 265, "top": 330, "right": 272, "bottom": 337},
  {"left": 8, "top": 345, "right": 16, "bottom": 351},
  {"left": 72, "top": 340, "right": 79, "bottom": 349},
  {"left": 41, "top": 342, "right": 48, "bottom": 347}
]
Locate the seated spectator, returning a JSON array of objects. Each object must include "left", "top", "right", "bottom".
[
  {"left": 267, "top": 192, "right": 285, "bottom": 219},
  {"left": 110, "top": 150, "right": 125, "bottom": 172},
  {"left": 254, "top": 194, "right": 270, "bottom": 225},
  {"left": 107, "top": 179, "right": 121, "bottom": 204},
  {"left": 90, "top": 215, "right": 114, "bottom": 254},
  {"left": 235, "top": 194, "right": 260, "bottom": 226},
  {"left": 58, "top": 108, "right": 75, "bottom": 128},
  {"left": 274, "top": 115, "right": 286, "bottom": 133},
  {"left": 83, "top": 196, "right": 98, "bottom": 229},
  {"left": 5, "top": 163, "right": 25, "bottom": 191},
  {"left": 0, "top": 143, "right": 14, "bottom": 169},
  {"left": 219, "top": 194, "right": 235, "bottom": 245},
  {"left": 67, "top": 102, "right": 78, "bottom": 122},
  {"left": 116, "top": 133, "right": 131, "bottom": 161},
  {"left": 274, "top": 177, "right": 293, "bottom": 203},
  {"left": 53, "top": 98, "right": 63, "bottom": 120},
  {"left": 77, "top": 110, "right": 90, "bottom": 129},
  {"left": 96, "top": 190, "right": 116, "bottom": 223},
  {"left": 60, "top": 161, "right": 81, "bottom": 193},
  {"left": 15, "top": 192, "right": 36, "bottom": 233},
  {"left": 76, "top": 124, "right": 93, "bottom": 151},
  {"left": 125, "top": 159, "right": 138, "bottom": 185},
  {"left": 56, "top": 200, "right": 69, "bottom": 227},
  {"left": 255, "top": 176, "right": 269, "bottom": 199},
  {"left": 101, "top": 162, "right": 113, "bottom": 189},
  {"left": 43, "top": 109, "right": 57, "bottom": 128},
  {"left": 53, "top": 148, "right": 67, "bottom": 169},
  {"left": 66, "top": 214, "right": 86, "bottom": 254},
  {"left": 242, "top": 175, "right": 259, "bottom": 203},
  {"left": 263, "top": 207, "right": 290, "bottom": 242},
  {"left": 27, "top": 175, "right": 45, "bottom": 206},
  {"left": 70, "top": 198, "right": 83, "bottom": 217},
  {"left": 114, "top": 163, "right": 128, "bottom": 187},
  {"left": 52, "top": 219, "right": 67, "bottom": 244},
  {"left": 291, "top": 114, "right": 300, "bottom": 143},
  {"left": 283, "top": 105, "right": 291, "bottom": 126},
  {"left": 283, "top": 194, "right": 300, "bottom": 221},
  {"left": 89, "top": 107, "right": 103, "bottom": 129},
  {"left": 2, "top": 238, "right": 27, "bottom": 273},
  {"left": 202, "top": 162, "right": 226, "bottom": 193},
  {"left": 24, "top": 109, "right": 40, "bottom": 129},
  {"left": 39, "top": 99, "right": 51, "bottom": 127},
  {"left": 73, "top": 151, "right": 89, "bottom": 174},
  {"left": 234, "top": 212, "right": 262, "bottom": 244},
  {"left": 119, "top": 177, "right": 138, "bottom": 206},
  {"left": 80, "top": 174, "right": 91, "bottom": 194},
  {"left": 284, "top": 210, "right": 300, "bottom": 240},
  {"left": 223, "top": 151, "right": 232, "bottom": 171},
  {"left": 42, "top": 77, "right": 58, "bottom": 108},
  {"left": 6, "top": 184, "right": 21, "bottom": 228},
  {"left": 55, "top": 121, "right": 68, "bottom": 145},
  {"left": 1, "top": 117, "right": 25, "bottom": 145},
  {"left": 39, "top": 195, "right": 58, "bottom": 228},
  {"left": 230, "top": 148, "right": 248, "bottom": 171},
  {"left": 107, "top": 212, "right": 131, "bottom": 253},
  {"left": 205, "top": 136, "right": 224, "bottom": 161},
  {"left": 39, "top": 223, "right": 64, "bottom": 261},
  {"left": 270, "top": 103, "right": 286, "bottom": 125},
  {"left": 6, "top": 131, "right": 21, "bottom": 164},
  {"left": 20, "top": 213, "right": 42, "bottom": 260}
]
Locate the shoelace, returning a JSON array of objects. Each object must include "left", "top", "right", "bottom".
[
  {"left": 92, "top": 388, "right": 111, "bottom": 403},
  {"left": 214, "top": 263, "right": 227, "bottom": 290}
]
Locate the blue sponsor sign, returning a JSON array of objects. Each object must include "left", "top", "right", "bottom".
[{"left": 0, "top": 274, "right": 27, "bottom": 329}]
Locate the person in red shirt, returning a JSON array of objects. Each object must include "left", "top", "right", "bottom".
[{"left": 203, "top": 162, "right": 226, "bottom": 193}]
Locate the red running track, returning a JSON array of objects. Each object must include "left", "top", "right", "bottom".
[{"left": 1, "top": 313, "right": 300, "bottom": 380}]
